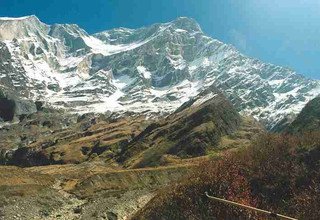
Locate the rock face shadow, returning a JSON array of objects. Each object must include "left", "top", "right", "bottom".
[{"left": 0, "top": 97, "right": 15, "bottom": 121}]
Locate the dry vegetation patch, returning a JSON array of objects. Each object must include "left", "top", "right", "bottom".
[{"left": 135, "top": 132, "right": 320, "bottom": 220}]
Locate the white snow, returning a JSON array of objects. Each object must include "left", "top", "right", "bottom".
[
  {"left": 166, "top": 54, "right": 186, "bottom": 70},
  {"left": 193, "top": 93, "right": 218, "bottom": 107},
  {"left": 189, "top": 57, "right": 212, "bottom": 72},
  {"left": 269, "top": 79, "right": 285, "bottom": 86},
  {"left": 0, "top": 16, "right": 34, "bottom": 21},
  {"left": 82, "top": 33, "right": 157, "bottom": 56},
  {"left": 112, "top": 74, "right": 134, "bottom": 89},
  {"left": 137, "top": 66, "right": 151, "bottom": 79},
  {"left": 83, "top": 73, "right": 135, "bottom": 112},
  {"left": 1, "top": 16, "right": 320, "bottom": 130},
  {"left": 175, "top": 29, "right": 187, "bottom": 33}
]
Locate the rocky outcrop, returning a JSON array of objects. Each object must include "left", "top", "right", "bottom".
[
  {"left": 0, "top": 96, "right": 15, "bottom": 121},
  {"left": 13, "top": 99, "right": 37, "bottom": 116},
  {"left": 0, "top": 92, "right": 37, "bottom": 122}
]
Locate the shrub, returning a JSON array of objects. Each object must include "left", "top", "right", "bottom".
[{"left": 135, "top": 132, "right": 320, "bottom": 220}]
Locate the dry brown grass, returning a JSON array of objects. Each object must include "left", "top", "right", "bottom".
[{"left": 0, "top": 166, "right": 54, "bottom": 199}]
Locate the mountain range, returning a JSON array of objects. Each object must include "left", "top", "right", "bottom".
[{"left": 0, "top": 15, "right": 319, "bottom": 130}]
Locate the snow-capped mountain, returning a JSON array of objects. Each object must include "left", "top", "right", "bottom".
[{"left": 0, "top": 15, "right": 319, "bottom": 129}]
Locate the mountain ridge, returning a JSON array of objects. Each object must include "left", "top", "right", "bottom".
[
  {"left": 0, "top": 15, "right": 319, "bottom": 129},
  {"left": 285, "top": 95, "right": 320, "bottom": 133}
]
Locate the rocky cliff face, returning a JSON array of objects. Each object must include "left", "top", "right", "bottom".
[{"left": 0, "top": 16, "right": 319, "bottom": 129}]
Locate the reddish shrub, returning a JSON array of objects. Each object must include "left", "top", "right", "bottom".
[{"left": 135, "top": 132, "right": 320, "bottom": 219}]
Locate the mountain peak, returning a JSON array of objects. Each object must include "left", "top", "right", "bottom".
[
  {"left": 170, "top": 17, "right": 202, "bottom": 32},
  {"left": 0, "top": 15, "right": 39, "bottom": 22},
  {"left": 0, "top": 16, "right": 319, "bottom": 130},
  {"left": 49, "top": 23, "right": 89, "bottom": 37},
  {"left": 0, "top": 15, "right": 47, "bottom": 40}
]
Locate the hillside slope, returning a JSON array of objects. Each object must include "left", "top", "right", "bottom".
[
  {"left": 285, "top": 96, "right": 320, "bottom": 133},
  {"left": 118, "top": 87, "right": 243, "bottom": 168},
  {"left": 134, "top": 132, "right": 320, "bottom": 220}
]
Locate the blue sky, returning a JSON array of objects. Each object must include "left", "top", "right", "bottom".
[{"left": 0, "top": 0, "right": 319, "bottom": 79}]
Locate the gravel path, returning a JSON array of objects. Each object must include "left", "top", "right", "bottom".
[{"left": 42, "top": 180, "right": 87, "bottom": 220}]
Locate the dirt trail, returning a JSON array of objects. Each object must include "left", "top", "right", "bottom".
[{"left": 42, "top": 180, "right": 87, "bottom": 220}]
